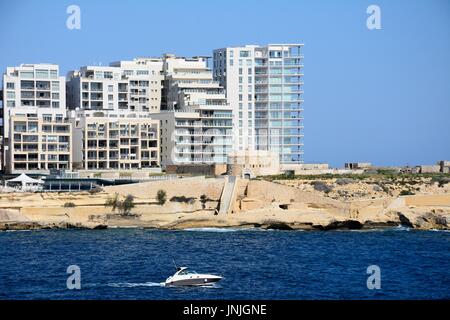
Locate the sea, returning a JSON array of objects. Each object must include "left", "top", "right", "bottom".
[{"left": 0, "top": 227, "right": 449, "bottom": 299}]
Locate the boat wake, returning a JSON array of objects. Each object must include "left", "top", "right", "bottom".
[
  {"left": 106, "top": 282, "right": 221, "bottom": 289},
  {"left": 107, "top": 282, "right": 163, "bottom": 288}
]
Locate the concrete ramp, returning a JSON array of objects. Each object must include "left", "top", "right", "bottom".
[{"left": 219, "top": 176, "right": 237, "bottom": 214}]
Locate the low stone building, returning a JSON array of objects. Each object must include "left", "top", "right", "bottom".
[
  {"left": 416, "top": 165, "right": 441, "bottom": 174},
  {"left": 344, "top": 162, "right": 372, "bottom": 170},
  {"left": 227, "top": 150, "right": 280, "bottom": 179},
  {"left": 166, "top": 164, "right": 227, "bottom": 176},
  {"left": 439, "top": 161, "right": 450, "bottom": 173}
]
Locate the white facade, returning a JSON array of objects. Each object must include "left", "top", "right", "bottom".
[
  {"left": 70, "top": 109, "right": 159, "bottom": 171},
  {"left": 109, "top": 58, "right": 163, "bottom": 113},
  {"left": 66, "top": 61, "right": 163, "bottom": 171},
  {"left": 155, "top": 55, "right": 233, "bottom": 168},
  {"left": 213, "top": 44, "right": 305, "bottom": 164},
  {"left": 66, "top": 59, "right": 163, "bottom": 113},
  {"left": 1, "top": 64, "right": 71, "bottom": 173}
]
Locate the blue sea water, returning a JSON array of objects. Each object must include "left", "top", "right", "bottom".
[{"left": 0, "top": 227, "right": 449, "bottom": 300}]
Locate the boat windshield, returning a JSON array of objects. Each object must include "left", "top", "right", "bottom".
[{"left": 178, "top": 269, "right": 198, "bottom": 275}]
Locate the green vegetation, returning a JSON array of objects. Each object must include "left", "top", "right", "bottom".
[
  {"left": 63, "top": 202, "right": 76, "bottom": 208},
  {"left": 88, "top": 186, "right": 103, "bottom": 194},
  {"left": 121, "top": 195, "right": 135, "bottom": 215},
  {"left": 399, "top": 190, "right": 415, "bottom": 196},
  {"left": 311, "top": 181, "right": 332, "bottom": 194},
  {"left": 200, "top": 194, "right": 209, "bottom": 209},
  {"left": 156, "top": 189, "right": 167, "bottom": 205},
  {"left": 431, "top": 176, "right": 450, "bottom": 188},
  {"left": 104, "top": 193, "right": 120, "bottom": 212},
  {"left": 263, "top": 172, "right": 450, "bottom": 182},
  {"left": 170, "top": 196, "right": 196, "bottom": 204},
  {"left": 104, "top": 193, "right": 135, "bottom": 216}
]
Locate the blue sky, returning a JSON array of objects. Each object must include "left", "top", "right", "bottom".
[{"left": 1, "top": 0, "right": 449, "bottom": 167}]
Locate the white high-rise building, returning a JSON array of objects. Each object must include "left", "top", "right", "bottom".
[
  {"left": 1, "top": 64, "right": 72, "bottom": 173},
  {"left": 154, "top": 54, "right": 233, "bottom": 168},
  {"left": 109, "top": 58, "right": 163, "bottom": 113},
  {"left": 66, "top": 62, "right": 163, "bottom": 171},
  {"left": 66, "top": 59, "right": 163, "bottom": 113},
  {"left": 69, "top": 109, "right": 160, "bottom": 171},
  {"left": 213, "top": 44, "right": 304, "bottom": 164}
]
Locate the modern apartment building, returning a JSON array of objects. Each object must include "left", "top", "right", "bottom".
[
  {"left": 70, "top": 109, "right": 159, "bottom": 170},
  {"left": 213, "top": 44, "right": 305, "bottom": 164},
  {"left": 1, "top": 64, "right": 72, "bottom": 173},
  {"left": 66, "top": 62, "right": 163, "bottom": 171},
  {"left": 109, "top": 58, "right": 163, "bottom": 113},
  {"left": 66, "top": 60, "right": 163, "bottom": 113},
  {"left": 154, "top": 54, "right": 233, "bottom": 168}
]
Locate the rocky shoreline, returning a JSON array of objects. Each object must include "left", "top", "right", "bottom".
[
  {"left": 1, "top": 210, "right": 448, "bottom": 232},
  {"left": 1, "top": 176, "right": 449, "bottom": 233}
]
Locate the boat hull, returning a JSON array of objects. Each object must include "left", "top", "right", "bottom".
[{"left": 165, "top": 276, "right": 222, "bottom": 287}]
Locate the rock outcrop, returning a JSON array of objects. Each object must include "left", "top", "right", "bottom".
[{"left": 0, "top": 176, "right": 449, "bottom": 232}]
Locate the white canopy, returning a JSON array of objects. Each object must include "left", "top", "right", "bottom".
[{"left": 6, "top": 173, "right": 44, "bottom": 186}]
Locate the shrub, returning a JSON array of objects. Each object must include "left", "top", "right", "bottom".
[
  {"left": 200, "top": 194, "right": 209, "bottom": 209},
  {"left": 311, "top": 181, "right": 332, "bottom": 194},
  {"left": 63, "top": 202, "right": 76, "bottom": 208},
  {"left": 283, "top": 170, "right": 295, "bottom": 179},
  {"left": 335, "top": 178, "right": 354, "bottom": 186},
  {"left": 89, "top": 186, "right": 103, "bottom": 194},
  {"left": 105, "top": 193, "right": 135, "bottom": 215},
  {"left": 170, "top": 196, "right": 196, "bottom": 204},
  {"left": 431, "top": 177, "right": 450, "bottom": 188},
  {"left": 400, "top": 190, "right": 415, "bottom": 196},
  {"left": 120, "top": 194, "right": 135, "bottom": 215},
  {"left": 157, "top": 189, "right": 167, "bottom": 205},
  {"left": 105, "top": 193, "right": 120, "bottom": 212}
]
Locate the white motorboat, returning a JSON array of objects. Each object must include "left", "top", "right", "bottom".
[{"left": 164, "top": 267, "right": 223, "bottom": 287}]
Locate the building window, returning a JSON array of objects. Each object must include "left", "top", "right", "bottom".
[
  {"left": 36, "top": 69, "right": 49, "bottom": 78},
  {"left": 52, "top": 101, "right": 59, "bottom": 108},
  {"left": 20, "top": 71, "right": 34, "bottom": 79},
  {"left": 239, "top": 68, "right": 243, "bottom": 75},
  {"left": 52, "top": 93, "right": 59, "bottom": 99},
  {"left": 6, "top": 82, "right": 14, "bottom": 89},
  {"left": 7, "top": 91, "right": 15, "bottom": 99},
  {"left": 52, "top": 81, "right": 60, "bottom": 91},
  {"left": 108, "top": 85, "right": 114, "bottom": 92},
  {"left": 7, "top": 100, "right": 15, "bottom": 107},
  {"left": 239, "top": 94, "right": 243, "bottom": 102},
  {"left": 50, "top": 70, "right": 58, "bottom": 79},
  {"left": 240, "top": 51, "right": 250, "bottom": 57}
]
